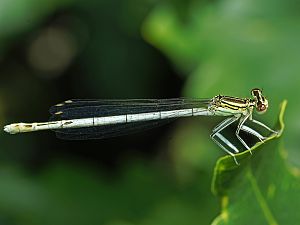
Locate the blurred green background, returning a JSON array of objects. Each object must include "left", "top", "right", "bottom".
[{"left": 0, "top": 0, "right": 299, "bottom": 224}]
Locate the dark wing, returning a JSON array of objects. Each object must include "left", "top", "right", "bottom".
[{"left": 49, "top": 98, "right": 210, "bottom": 140}]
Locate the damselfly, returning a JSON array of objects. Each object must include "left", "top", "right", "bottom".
[{"left": 4, "top": 88, "right": 277, "bottom": 164}]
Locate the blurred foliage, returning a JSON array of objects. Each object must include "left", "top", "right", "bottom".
[
  {"left": 142, "top": 0, "right": 300, "bottom": 163},
  {"left": 0, "top": 0, "right": 299, "bottom": 224},
  {"left": 0, "top": 161, "right": 218, "bottom": 225}
]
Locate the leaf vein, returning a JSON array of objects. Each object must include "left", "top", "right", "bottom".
[{"left": 247, "top": 169, "right": 278, "bottom": 225}]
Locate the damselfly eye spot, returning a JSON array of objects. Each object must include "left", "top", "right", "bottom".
[
  {"left": 258, "top": 104, "right": 266, "bottom": 111},
  {"left": 256, "top": 101, "right": 268, "bottom": 114}
]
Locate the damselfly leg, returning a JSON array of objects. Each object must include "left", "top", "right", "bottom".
[
  {"left": 241, "top": 125, "right": 265, "bottom": 142},
  {"left": 236, "top": 113, "right": 252, "bottom": 154},
  {"left": 210, "top": 111, "right": 277, "bottom": 165},
  {"left": 250, "top": 118, "right": 278, "bottom": 134},
  {"left": 213, "top": 132, "right": 240, "bottom": 165},
  {"left": 210, "top": 116, "right": 240, "bottom": 164}
]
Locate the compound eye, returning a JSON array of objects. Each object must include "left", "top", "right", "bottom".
[{"left": 257, "top": 102, "right": 267, "bottom": 113}]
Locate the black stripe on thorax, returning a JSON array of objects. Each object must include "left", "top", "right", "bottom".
[{"left": 220, "top": 97, "right": 249, "bottom": 110}]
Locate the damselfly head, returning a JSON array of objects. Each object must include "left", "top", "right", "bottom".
[{"left": 251, "top": 88, "right": 268, "bottom": 114}]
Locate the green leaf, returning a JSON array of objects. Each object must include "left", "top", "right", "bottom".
[{"left": 211, "top": 100, "right": 300, "bottom": 224}]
